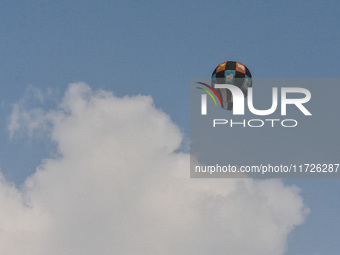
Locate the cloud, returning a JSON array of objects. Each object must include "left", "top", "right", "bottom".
[
  {"left": 1, "top": 83, "right": 308, "bottom": 255},
  {"left": 8, "top": 85, "right": 57, "bottom": 138}
]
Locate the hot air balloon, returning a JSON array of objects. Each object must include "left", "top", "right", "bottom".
[{"left": 212, "top": 61, "right": 252, "bottom": 110}]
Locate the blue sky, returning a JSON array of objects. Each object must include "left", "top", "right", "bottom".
[{"left": 0, "top": 1, "right": 339, "bottom": 254}]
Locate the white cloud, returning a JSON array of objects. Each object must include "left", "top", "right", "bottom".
[
  {"left": 1, "top": 83, "right": 308, "bottom": 255},
  {"left": 8, "top": 85, "right": 55, "bottom": 138}
]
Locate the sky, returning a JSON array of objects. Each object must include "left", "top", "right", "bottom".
[{"left": 0, "top": 0, "right": 339, "bottom": 254}]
